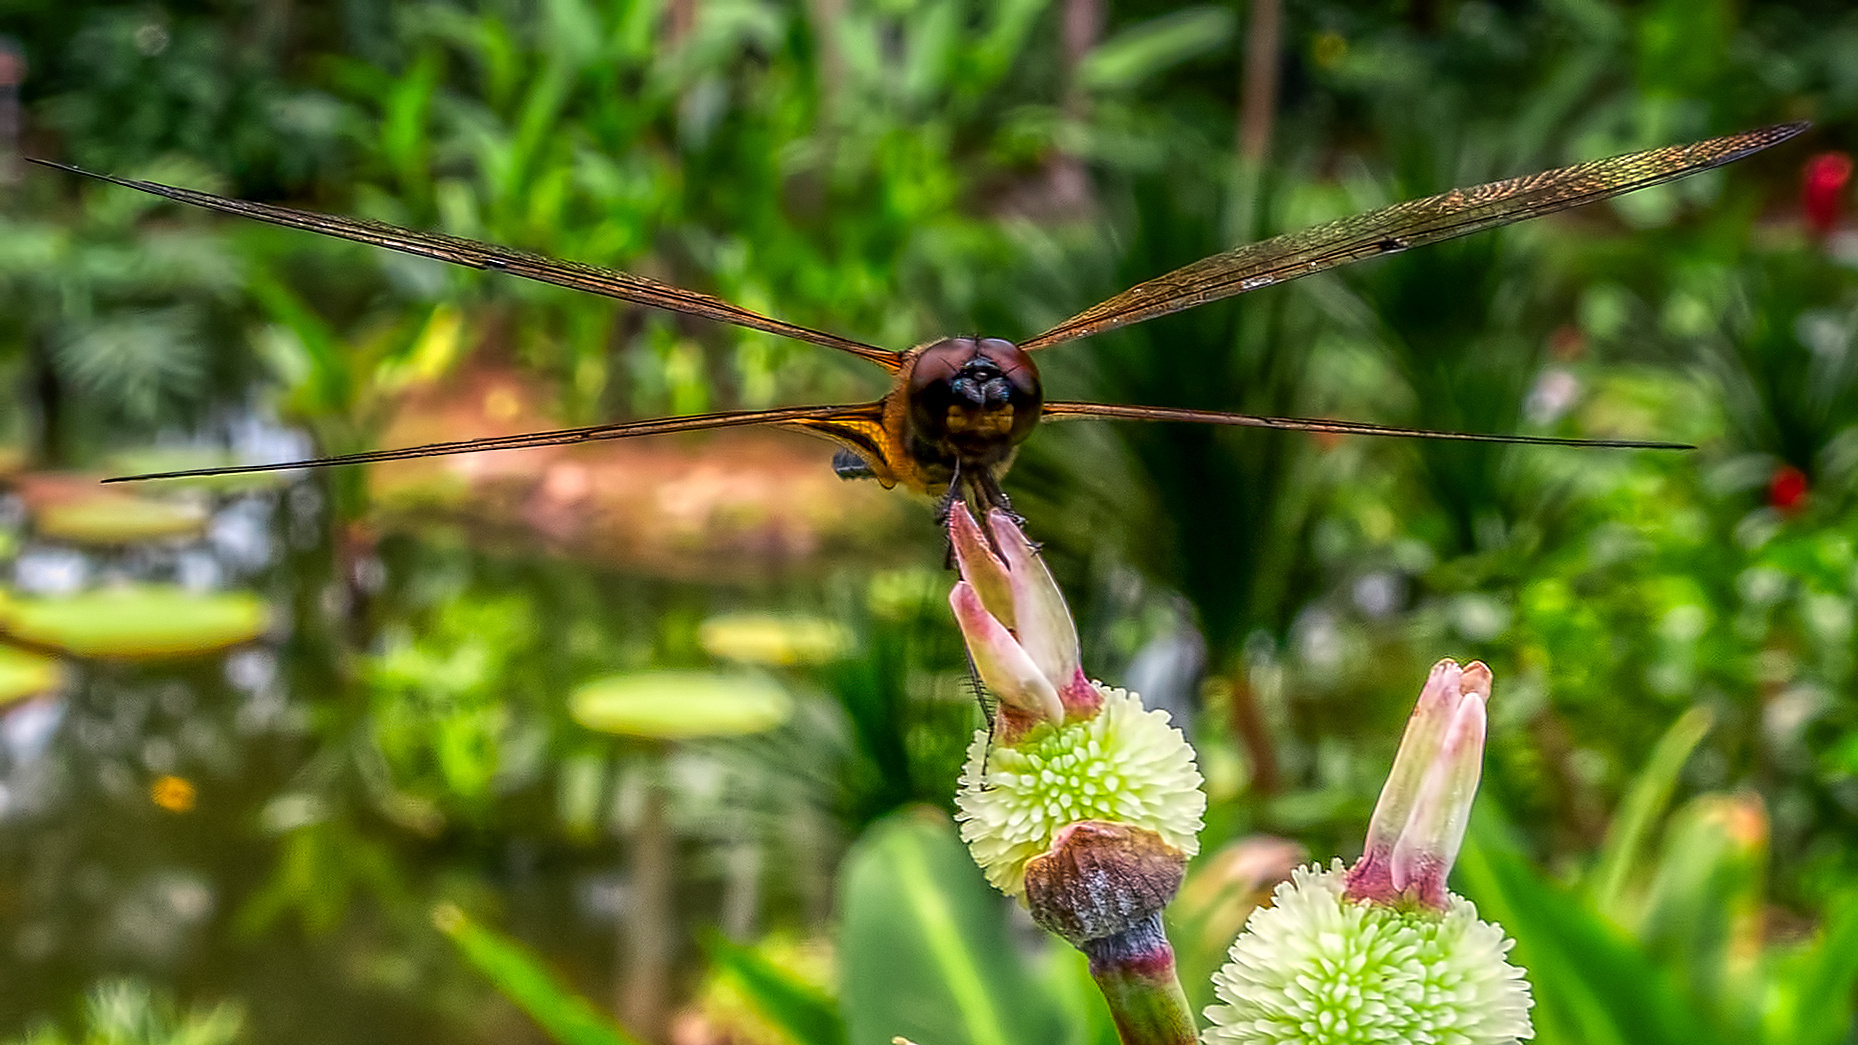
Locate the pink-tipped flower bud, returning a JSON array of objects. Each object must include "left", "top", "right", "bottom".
[
  {"left": 947, "top": 505, "right": 1100, "bottom": 726},
  {"left": 1345, "top": 658, "right": 1491, "bottom": 910}
]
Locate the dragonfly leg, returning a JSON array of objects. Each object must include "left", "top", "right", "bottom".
[
  {"left": 933, "top": 468, "right": 964, "bottom": 528},
  {"left": 967, "top": 470, "right": 1031, "bottom": 538},
  {"left": 935, "top": 467, "right": 966, "bottom": 569},
  {"left": 962, "top": 647, "right": 1000, "bottom": 780}
]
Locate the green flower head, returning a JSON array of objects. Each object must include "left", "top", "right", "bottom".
[
  {"left": 955, "top": 685, "right": 1204, "bottom": 898},
  {"left": 1204, "top": 862, "right": 1532, "bottom": 1045}
]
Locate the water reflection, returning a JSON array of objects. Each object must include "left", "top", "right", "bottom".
[{"left": 1, "top": 409, "right": 960, "bottom": 1044}]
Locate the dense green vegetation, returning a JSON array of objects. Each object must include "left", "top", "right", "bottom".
[{"left": 2, "top": 0, "right": 1857, "bottom": 1043}]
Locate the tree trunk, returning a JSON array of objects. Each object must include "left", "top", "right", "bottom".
[
  {"left": 1237, "top": 0, "right": 1282, "bottom": 165},
  {"left": 618, "top": 767, "right": 674, "bottom": 1044}
]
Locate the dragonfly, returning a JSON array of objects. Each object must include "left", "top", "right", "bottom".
[{"left": 32, "top": 121, "right": 1807, "bottom": 514}]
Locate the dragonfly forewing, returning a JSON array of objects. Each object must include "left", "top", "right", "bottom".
[
  {"left": 1021, "top": 122, "right": 1809, "bottom": 351},
  {"left": 27, "top": 159, "right": 902, "bottom": 371}
]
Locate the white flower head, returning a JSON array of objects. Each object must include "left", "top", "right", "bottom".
[
  {"left": 956, "top": 685, "right": 1205, "bottom": 897},
  {"left": 1204, "top": 862, "right": 1533, "bottom": 1045}
]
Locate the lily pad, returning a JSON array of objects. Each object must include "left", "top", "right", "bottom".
[
  {"left": 570, "top": 671, "right": 793, "bottom": 740},
  {"left": 3, "top": 586, "right": 269, "bottom": 660},
  {"left": 0, "top": 644, "right": 61, "bottom": 706},
  {"left": 699, "top": 612, "right": 852, "bottom": 666},
  {"left": 27, "top": 483, "right": 209, "bottom": 545}
]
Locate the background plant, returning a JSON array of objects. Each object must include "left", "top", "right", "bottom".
[{"left": 2, "top": 0, "right": 1856, "bottom": 1043}]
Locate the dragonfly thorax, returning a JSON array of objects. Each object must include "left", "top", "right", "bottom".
[{"left": 905, "top": 337, "right": 1043, "bottom": 474}]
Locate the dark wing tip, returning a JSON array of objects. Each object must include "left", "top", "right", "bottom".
[
  {"left": 1739, "top": 121, "right": 1813, "bottom": 153},
  {"left": 100, "top": 471, "right": 200, "bottom": 483},
  {"left": 101, "top": 464, "right": 293, "bottom": 483},
  {"left": 25, "top": 156, "right": 87, "bottom": 174},
  {"left": 26, "top": 157, "right": 146, "bottom": 190}
]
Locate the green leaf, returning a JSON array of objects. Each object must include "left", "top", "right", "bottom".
[
  {"left": 699, "top": 612, "right": 852, "bottom": 666},
  {"left": 1080, "top": 8, "right": 1236, "bottom": 94},
  {"left": 55, "top": 308, "right": 209, "bottom": 424},
  {"left": 837, "top": 809, "right": 1070, "bottom": 1045},
  {"left": 1456, "top": 813, "right": 1728, "bottom": 1045},
  {"left": 31, "top": 489, "right": 208, "bottom": 545},
  {"left": 702, "top": 933, "right": 846, "bottom": 1045},
  {"left": 966, "top": 0, "right": 1049, "bottom": 95},
  {"left": 246, "top": 267, "right": 348, "bottom": 413},
  {"left": 1588, "top": 705, "right": 1712, "bottom": 918},
  {"left": 383, "top": 52, "right": 441, "bottom": 200},
  {"left": 1034, "top": 946, "right": 1122, "bottom": 1045},
  {"left": 900, "top": 0, "right": 960, "bottom": 110},
  {"left": 1763, "top": 888, "right": 1858, "bottom": 1045},
  {"left": 434, "top": 904, "right": 646, "bottom": 1045},
  {"left": 1634, "top": 795, "right": 1766, "bottom": 1031}
]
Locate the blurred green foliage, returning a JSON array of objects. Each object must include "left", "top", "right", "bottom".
[
  {"left": 435, "top": 903, "right": 647, "bottom": 1045},
  {"left": 7, "top": 981, "right": 242, "bottom": 1045},
  {"left": 3, "top": 0, "right": 1858, "bottom": 1042},
  {"left": 1459, "top": 708, "right": 1858, "bottom": 1045}
]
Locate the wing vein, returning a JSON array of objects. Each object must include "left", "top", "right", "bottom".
[
  {"left": 105, "top": 403, "right": 885, "bottom": 482},
  {"left": 1040, "top": 401, "right": 1693, "bottom": 449},
  {"left": 28, "top": 159, "right": 903, "bottom": 372},
  {"left": 1023, "top": 122, "right": 1808, "bottom": 350}
]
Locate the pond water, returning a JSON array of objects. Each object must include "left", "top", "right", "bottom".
[{"left": 0, "top": 409, "right": 980, "bottom": 1044}]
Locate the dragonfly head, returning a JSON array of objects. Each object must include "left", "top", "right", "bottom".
[{"left": 907, "top": 338, "right": 1043, "bottom": 465}]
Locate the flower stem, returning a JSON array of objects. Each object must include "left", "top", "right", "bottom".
[{"left": 1080, "top": 914, "right": 1198, "bottom": 1045}]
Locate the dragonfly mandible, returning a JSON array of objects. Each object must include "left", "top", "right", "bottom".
[{"left": 31, "top": 121, "right": 1808, "bottom": 513}]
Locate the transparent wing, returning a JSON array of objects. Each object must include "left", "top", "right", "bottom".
[
  {"left": 1040, "top": 401, "right": 1692, "bottom": 450},
  {"left": 31, "top": 159, "right": 903, "bottom": 372},
  {"left": 105, "top": 403, "right": 890, "bottom": 482},
  {"left": 1022, "top": 122, "right": 1809, "bottom": 351}
]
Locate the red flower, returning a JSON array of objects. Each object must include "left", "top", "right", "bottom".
[
  {"left": 1803, "top": 152, "right": 1853, "bottom": 237},
  {"left": 1769, "top": 464, "right": 1809, "bottom": 513}
]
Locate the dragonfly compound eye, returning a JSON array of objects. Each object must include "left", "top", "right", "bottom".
[{"left": 905, "top": 338, "right": 1045, "bottom": 467}]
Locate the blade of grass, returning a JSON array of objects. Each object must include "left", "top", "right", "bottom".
[
  {"left": 1765, "top": 888, "right": 1858, "bottom": 1045},
  {"left": 1587, "top": 705, "right": 1713, "bottom": 919},
  {"left": 701, "top": 932, "right": 847, "bottom": 1045},
  {"left": 1457, "top": 813, "right": 1729, "bottom": 1045},
  {"left": 433, "top": 903, "right": 647, "bottom": 1045}
]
